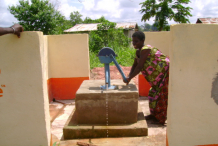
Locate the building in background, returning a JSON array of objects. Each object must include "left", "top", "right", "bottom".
[
  {"left": 64, "top": 22, "right": 138, "bottom": 38},
  {"left": 196, "top": 18, "right": 218, "bottom": 24}
]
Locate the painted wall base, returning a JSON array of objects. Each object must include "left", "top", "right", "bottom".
[
  {"left": 48, "top": 77, "right": 89, "bottom": 101},
  {"left": 138, "top": 74, "right": 151, "bottom": 97}
]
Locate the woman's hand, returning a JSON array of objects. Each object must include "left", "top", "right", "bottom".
[
  {"left": 123, "top": 77, "right": 131, "bottom": 85},
  {"left": 11, "top": 24, "right": 24, "bottom": 38}
]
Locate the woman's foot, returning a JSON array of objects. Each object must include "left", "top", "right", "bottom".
[
  {"left": 151, "top": 118, "right": 165, "bottom": 125},
  {"left": 145, "top": 114, "right": 156, "bottom": 120},
  {"left": 145, "top": 115, "right": 165, "bottom": 125}
]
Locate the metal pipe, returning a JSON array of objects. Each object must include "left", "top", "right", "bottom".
[
  {"left": 110, "top": 54, "right": 128, "bottom": 82},
  {"left": 104, "top": 63, "right": 111, "bottom": 89}
]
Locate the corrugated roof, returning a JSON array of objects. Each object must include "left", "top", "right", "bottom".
[
  {"left": 196, "top": 18, "right": 218, "bottom": 24},
  {"left": 64, "top": 22, "right": 138, "bottom": 32},
  {"left": 115, "top": 22, "right": 137, "bottom": 29}
]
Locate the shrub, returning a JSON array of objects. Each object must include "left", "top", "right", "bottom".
[{"left": 89, "top": 22, "right": 131, "bottom": 53}]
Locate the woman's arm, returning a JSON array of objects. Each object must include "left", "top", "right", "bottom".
[
  {"left": 0, "top": 27, "right": 14, "bottom": 36},
  {"left": 128, "top": 49, "right": 151, "bottom": 82},
  {"left": 128, "top": 49, "right": 140, "bottom": 77},
  {"left": 128, "top": 57, "right": 138, "bottom": 77},
  {"left": 0, "top": 24, "right": 23, "bottom": 37},
  {"left": 123, "top": 51, "right": 138, "bottom": 84}
]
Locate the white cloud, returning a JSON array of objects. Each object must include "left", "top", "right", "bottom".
[
  {"left": 96, "top": 0, "right": 119, "bottom": 12},
  {"left": 82, "top": 0, "right": 95, "bottom": 11},
  {"left": 187, "top": 0, "right": 218, "bottom": 23},
  {"left": 4, "top": 0, "right": 19, "bottom": 6},
  {"left": 59, "top": 4, "right": 81, "bottom": 19},
  {"left": 79, "top": 0, "right": 144, "bottom": 25},
  {"left": 1, "top": 0, "right": 218, "bottom": 27},
  {"left": 0, "top": 0, "right": 19, "bottom": 27}
]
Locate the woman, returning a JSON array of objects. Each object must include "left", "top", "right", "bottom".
[{"left": 124, "top": 31, "right": 170, "bottom": 124}]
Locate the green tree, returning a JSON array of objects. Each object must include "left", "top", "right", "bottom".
[
  {"left": 70, "top": 11, "right": 83, "bottom": 26},
  {"left": 151, "top": 21, "right": 159, "bottom": 31},
  {"left": 83, "top": 16, "right": 109, "bottom": 24},
  {"left": 140, "top": 0, "right": 192, "bottom": 31},
  {"left": 55, "top": 19, "right": 72, "bottom": 34},
  {"left": 140, "top": 23, "right": 152, "bottom": 31},
  {"left": 8, "top": 0, "right": 67, "bottom": 35},
  {"left": 89, "top": 22, "right": 131, "bottom": 52}
]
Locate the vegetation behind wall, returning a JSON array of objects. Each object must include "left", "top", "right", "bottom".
[
  {"left": 89, "top": 22, "right": 135, "bottom": 69},
  {"left": 89, "top": 47, "right": 136, "bottom": 69}
]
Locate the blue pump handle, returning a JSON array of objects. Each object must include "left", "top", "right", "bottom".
[{"left": 110, "top": 54, "right": 128, "bottom": 83}]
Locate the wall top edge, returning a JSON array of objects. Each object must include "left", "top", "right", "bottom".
[
  {"left": 46, "top": 33, "right": 89, "bottom": 37},
  {"left": 171, "top": 24, "right": 218, "bottom": 27}
]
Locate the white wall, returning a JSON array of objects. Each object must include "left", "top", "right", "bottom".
[
  {"left": 0, "top": 32, "right": 50, "bottom": 146},
  {"left": 47, "top": 34, "right": 90, "bottom": 78},
  {"left": 167, "top": 24, "right": 218, "bottom": 146},
  {"left": 47, "top": 34, "right": 90, "bottom": 100},
  {"left": 144, "top": 31, "right": 170, "bottom": 57}
]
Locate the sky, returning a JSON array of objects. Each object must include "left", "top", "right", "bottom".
[{"left": 0, "top": 0, "right": 218, "bottom": 27}]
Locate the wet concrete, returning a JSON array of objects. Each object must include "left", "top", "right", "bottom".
[
  {"left": 76, "top": 80, "right": 138, "bottom": 124},
  {"left": 50, "top": 97, "right": 166, "bottom": 146}
]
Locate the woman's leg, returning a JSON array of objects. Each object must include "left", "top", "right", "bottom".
[
  {"left": 147, "top": 71, "right": 169, "bottom": 124},
  {"left": 153, "top": 72, "right": 169, "bottom": 124},
  {"left": 147, "top": 87, "right": 158, "bottom": 116}
]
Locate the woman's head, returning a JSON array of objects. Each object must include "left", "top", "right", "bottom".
[{"left": 132, "top": 31, "right": 145, "bottom": 49}]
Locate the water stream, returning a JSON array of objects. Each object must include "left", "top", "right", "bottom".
[{"left": 105, "top": 92, "right": 109, "bottom": 138}]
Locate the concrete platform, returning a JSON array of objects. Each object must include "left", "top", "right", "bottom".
[
  {"left": 50, "top": 98, "right": 167, "bottom": 146},
  {"left": 75, "top": 80, "right": 139, "bottom": 124},
  {"left": 63, "top": 104, "right": 148, "bottom": 140}
]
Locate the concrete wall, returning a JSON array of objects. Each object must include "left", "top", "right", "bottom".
[
  {"left": 167, "top": 24, "right": 218, "bottom": 146},
  {"left": 144, "top": 31, "right": 170, "bottom": 57},
  {"left": 138, "top": 31, "right": 170, "bottom": 96},
  {"left": 0, "top": 32, "right": 50, "bottom": 146},
  {"left": 47, "top": 34, "right": 90, "bottom": 101}
]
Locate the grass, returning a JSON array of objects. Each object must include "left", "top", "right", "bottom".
[
  {"left": 52, "top": 142, "right": 60, "bottom": 146},
  {"left": 89, "top": 46, "right": 136, "bottom": 69}
]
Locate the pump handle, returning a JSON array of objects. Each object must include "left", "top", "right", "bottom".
[{"left": 110, "top": 54, "right": 128, "bottom": 83}]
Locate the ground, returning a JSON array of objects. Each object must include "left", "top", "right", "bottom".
[
  {"left": 50, "top": 66, "right": 166, "bottom": 146},
  {"left": 90, "top": 66, "right": 138, "bottom": 87}
]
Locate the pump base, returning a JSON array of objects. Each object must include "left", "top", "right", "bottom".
[{"left": 100, "top": 85, "right": 117, "bottom": 90}]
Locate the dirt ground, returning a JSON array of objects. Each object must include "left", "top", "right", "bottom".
[{"left": 90, "top": 65, "right": 139, "bottom": 88}]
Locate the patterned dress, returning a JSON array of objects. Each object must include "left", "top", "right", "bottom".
[{"left": 138, "top": 45, "right": 170, "bottom": 124}]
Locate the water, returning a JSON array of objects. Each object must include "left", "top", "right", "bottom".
[{"left": 105, "top": 93, "right": 109, "bottom": 138}]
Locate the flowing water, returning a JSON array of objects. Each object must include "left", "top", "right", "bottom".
[{"left": 105, "top": 92, "right": 109, "bottom": 138}]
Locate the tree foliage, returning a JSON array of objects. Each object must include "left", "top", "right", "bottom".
[
  {"left": 140, "top": 22, "right": 161, "bottom": 31},
  {"left": 140, "top": 23, "right": 152, "bottom": 31},
  {"left": 89, "top": 22, "right": 131, "bottom": 53},
  {"left": 140, "top": 0, "right": 192, "bottom": 31},
  {"left": 70, "top": 11, "right": 83, "bottom": 26},
  {"left": 8, "top": 0, "right": 69, "bottom": 35},
  {"left": 82, "top": 16, "right": 131, "bottom": 52},
  {"left": 83, "top": 16, "right": 109, "bottom": 24}
]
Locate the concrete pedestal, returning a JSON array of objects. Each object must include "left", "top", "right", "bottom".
[
  {"left": 75, "top": 80, "right": 138, "bottom": 124},
  {"left": 63, "top": 80, "right": 148, "bottom": 139},
  {"left": 63, "top": 104, "right": 148, "bottom": 139}
]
